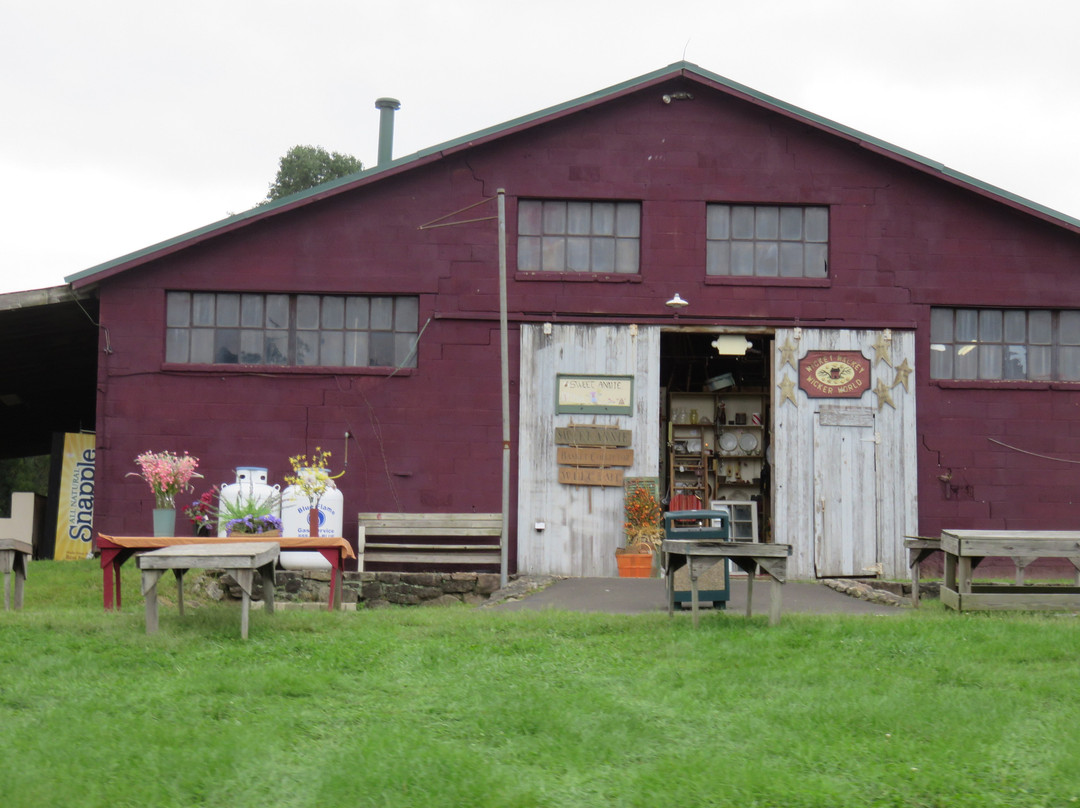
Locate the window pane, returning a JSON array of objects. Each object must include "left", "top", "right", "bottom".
[
  {"left": 978, "top": 310, "right": 1002, "bottom": 342},
  {"left": 731, "top": 206, "right": 755, "bottom": 239},
  {"left": 371, "top": 297, "right": 394, "bottom": 330},
  {"left": 518, "top": 236, "right": 541, "bottom": 271},
  {"left": 296, "top": 295, "right": 319, "bottom": 330},
  {"left": 542, "top": 201, "right": 566, "bottom": 234},
  {"left": 214, "top": 330, "right": 239, "bottom": 364},
  {"left": 804, "top": 208, "right": 828, "bottom": 241},
  {"left": 566, "top": 237, "right": 591, "bottom": 271},
  {"left": 754, "top": 242, "right": 778, "bottom": 276},
  {"left": 592, "top": 203, "right": 614, "bottom": 235},
  {"left": 395, "top": 333, "right": 418, "bottom": 368},
  {"left": 707, "top": 205, "right": 730, "bottom": 239},
  {"left": 166, "top": 292, "right": 190, "bottom": 327},
  {"left": 240, "top": 294, "right": 263, "bottom": 327},
  {"left": 518, "top": 200, "right": 542, "bottom": 235},
  {"left": 239, "top": 330, "right": 263, "bottom": 364},
  {"left": 615, "top": 203, "right": 640, "bottom": 237},
  {"left": 165, "top": 328, "right": 188, "bottom": 362},
  {"left": 216, "top": 294, "right": 239, "bottom": 327},
  {"left": 930, "top": 309, "right": 953, "bottom": 342},
  {"left": 322, "top": 296, "right": 344, "bottom": 329},
  {"left": 614, "top": 238, "right": 639, "bottom": 273},
  {"left": 1003, "top": 310, "right": 1026, "bottom": 343},
  {"left": 345, "top": 297, "right": 369, "bottom": 329},
  {"left": 706, "top": 241, "right": 730, "bottom": 275},
  {"left": 567, "top": 202, "right": 591, "bottom": 235},
  {"left": 755, "top": 206, "right": 779, "bottom": 239},
  {"left": 320, "top": 332, "right": 344, "bottom": 366},
  {"left": 395, "top": 297, "right": 418, "bottom": 332},
  {"left": 978, "top": 344, "right": 1002, "bottom": 379},
  {"left": 541, "top": 236, "right": 566, "bottom": 271},
  {"left": 1028, "top": 345, "right": 1051, "bottom": 380},
  {"left": 1060, "top": 311, "right": 1080, "bottom": 345},
  {"left": 296, "top": 331, "right": 318, "bottom": 366},
  {"left": 265, "top": 331, "right": 288, "bottom": 365},
  {"left": 731, "top": 242, "right": 754, "bottom": 275},
  {"left": 192, "top": 294, "right": 215, "bottom": 327},
  {"left": 779, "top": 243, "right": 803, "bottom": 277},
  {"left": 369, "top": 332, "right": 395, "bottom": 366},
  {"left": 1060, "top": 347, "right": 1080, "bottom": 380},
  {"left": 779, "top": 208, "right": 803, "bottom": 240},
  {"left": 190, "top": 329, "right": 214, "bottom": 363},
  {"left": 1003, "top": 345, "right": 1027, "bottom": 380},
  {"left": 266, "top": 295, "right": 289, "bottom": 329},
  {"left": 804, "top": 244, "right": 828, "bottom": 278},
  {"left": 954, "top": 310, "right": 978, "bottom": 343},
  {"left": 592, "top": 239, "right": 615, "bottom": 273},
  {"left": 954, "top": 344, "right": 978, "bottom": 378},
  {"left": 344, "top": 332, "right": 368, "bottom": 367},
  {"left": 1029, "top": 310, "right": 1052, "bottom": 344},
  {"left": 929, "top": 345, "right": 952, "bottom": 379}
]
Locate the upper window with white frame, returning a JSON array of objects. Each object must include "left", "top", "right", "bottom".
[
  {"left": 707, "top": 204, "right": 828, "bottom": 278},
  {"left": 517, "top": 199, "right": 640, "bottom": 274},
  {"left": 165, "top": 292, "right": 419, "bottom": 369},
  {"left": 930, "top": 307, "right": 1080, "bottom": 381}
]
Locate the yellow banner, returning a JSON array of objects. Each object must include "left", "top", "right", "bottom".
[{"left": 54, "top": 432, "right": 96, "bottom": 561}]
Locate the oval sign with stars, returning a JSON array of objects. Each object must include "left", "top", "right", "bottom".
[{"left": 799, "top": 351, "right": 870, "bottom": 398}]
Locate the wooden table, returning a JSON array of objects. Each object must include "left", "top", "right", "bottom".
[
  {"left": 1, "top": 538, "right": 32, "bottom": 610},
  {"left": 940, "top": 529, "right": 1080, "bottom": 612},
  {"left": 97, "top": 534, "right": 355, "bottom": 612},
  {"left": 138, "top": 542, "right": 279, "bottom": 638},
  {"left": 662, "top": 539, "right": 792, "bottom": 626}
]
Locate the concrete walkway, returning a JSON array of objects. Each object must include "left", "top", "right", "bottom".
[{"left": 489, "top": 576, "right": 904, "bottom": 616}]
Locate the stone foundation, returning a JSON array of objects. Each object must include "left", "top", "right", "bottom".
[{"left": 206, "top": 569, "right": 503, "bottom": 608}]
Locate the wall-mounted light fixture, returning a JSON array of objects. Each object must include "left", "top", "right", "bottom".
[
  {"left": 665, "top": 293, "right": 688, "bottom": 308},
  {"left": 711, "top": 335, "right": 752, "bottom": 356},
  {"left": 542, "top": 322, "right": 553, "bottom": 336}
]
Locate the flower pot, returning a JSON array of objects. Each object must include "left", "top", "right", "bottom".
[
  {"left": 615, "top": 551, "right": 653, "bottom": 578},
  {"left": 227, "top": 529, "right": 281, "bottom": 538},
  {"left": 153, "top": 508, "right": 176, "bottom": 538}
]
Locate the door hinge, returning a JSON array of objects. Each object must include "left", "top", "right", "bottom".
[{"left": 862, "top": 431, "right": 881, "bottom": 445}]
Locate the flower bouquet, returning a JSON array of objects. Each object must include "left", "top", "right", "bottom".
[
  {"left": 128, "top": 450, "right": 202, "bottom": 509},
  {"left": 623, "top": 484, "right": 665, "bottom": 554},
  {"left": 184, "top": 485, "right": 219, "bottom": 536}
]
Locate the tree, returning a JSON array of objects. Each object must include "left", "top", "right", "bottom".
[{"left": 262, "top": 145, "right": 364, "bottom": 204}]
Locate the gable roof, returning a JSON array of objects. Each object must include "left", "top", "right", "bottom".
[{"left": 66, "top": 61, "right": 1080, "bottom": 289}]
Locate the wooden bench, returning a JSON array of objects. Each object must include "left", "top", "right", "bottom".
[
  {"left": 358, "top": 513, "right": 502, "bottom": 570},
  {"left": 0, "top": 538, "right": 32, "bottom": 611},
  {"left": 137, "top": 542, "right": 279, "bottom": 639}
]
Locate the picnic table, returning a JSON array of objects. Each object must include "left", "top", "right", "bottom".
[
  {"left": 97, "top": 534, "right": 355, "bottom": 611},
  {"left": 138, "top": 542, "right": 279, "bottom": 639},
  {"left": 939, "top": 529, "right": 1080, "bottom": 612},
  {"left": 662, "top": 537, "right": 792, "bottom": 626}
]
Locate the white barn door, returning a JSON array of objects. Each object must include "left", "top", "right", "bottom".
[
  {"left": 772, "top": 328, "right": 917, "bottom": 579},
  {"left": 516, "top": 324, "right": 661, "bottom": 577}
]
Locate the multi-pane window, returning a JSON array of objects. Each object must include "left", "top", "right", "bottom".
[
  {"left": 930, "top": 308, "right": 1080, "bottom": 381},
  {"left": 517, "top": 200, "right": 640, "bottom": 273},
  {"left": 165, "top": 292, "right": 419, "bottom": 368},
  {"left": 707, "top": 205, "right": 828, "bottom": 278}
]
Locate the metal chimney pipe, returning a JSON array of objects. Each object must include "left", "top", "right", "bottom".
[{"left": 374, "top": 97, "right": 401, "bottom": 168}]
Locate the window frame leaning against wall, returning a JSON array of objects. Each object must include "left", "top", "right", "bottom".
[
  {"left": 164, "top": 291, "right": 420, "bottom": 369},
  {"left": 929, "top": 307, "right": 1080, "bottom": 382}
]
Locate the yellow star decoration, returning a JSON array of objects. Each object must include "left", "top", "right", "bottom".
[
  {"left": 778, "top": 374, "right": 798, "bottom": 407},
  {"left": 891, "top": 358, "right": 912, "bottom": 392},
  {"left": 873, "top": 378, "right": 895, "bottom": 410},
  {"left": 870, "top": 333, "right": 894, "bottom": 368},
  {"left": 778, "top": 337, "right": 799, "bottom": 371}
]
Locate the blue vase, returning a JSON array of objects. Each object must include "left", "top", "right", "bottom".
[{"left": 153, "top": 508, "right": 176, "bottom": 537}]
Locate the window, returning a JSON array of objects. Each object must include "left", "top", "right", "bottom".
[
  {"left": 930, "top": 308, "right": 1080, "bottom": 381},
  {"left": 707, "top": 204, "right": 828, "bottom": 278},
  {"left": 517, "top": 199, "right": 640, "bottom": 273},
  {"left": 165, "top": 292, "right": 419, "bottom": 368}
]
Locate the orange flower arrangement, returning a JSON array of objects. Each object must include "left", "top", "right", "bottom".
[{"left": 623, "top": 485, "right": 664, "bottom": 552}]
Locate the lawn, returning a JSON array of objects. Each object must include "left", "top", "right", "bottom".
[{"left": 1, "top": 560, "right": 1078, "bottom": 807}]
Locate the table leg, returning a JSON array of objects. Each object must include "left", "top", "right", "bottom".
[
  {"left": 944, "top": 552, "right": 957, "bottom": 592},
  {"left": 317, "top": 549, "right": 342, "bottom": 611},
  {"left": 234, "top": 569, "right": 254, "bottom": 640},
  {"left": 745, "top": 566, "right": 755, "bottom": 618},
  {"left": 173, "top": 569, "right": 185, "bottom": 617},
  {"left": 141, "top": 569, "right": 164, "bottom": 634},
  {"left": 689, "top": 558, "right": 700, "bottom": 629},
  {"left": 909, "top": 549, "right": 922, "bottom": 608},
  {"left": 769, "top": 575, "right": 782, "bottom": 626},
  {"left": 1013, "top": 557, "right": 1036, "bottom": 585},
  {"left": 958, "top": 556, "right": 972, "bottom": 595},
  {"left": 260, "top": 563, "right": 275, "bottom": 614}
]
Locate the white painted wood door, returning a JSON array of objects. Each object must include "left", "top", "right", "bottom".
[{"left": 813, "top": 407, "right": 879, "bottom": 577}]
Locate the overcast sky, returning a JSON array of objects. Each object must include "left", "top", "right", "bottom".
[{"left": 2, "top": 0, "right": 1078, "bottom": 294}]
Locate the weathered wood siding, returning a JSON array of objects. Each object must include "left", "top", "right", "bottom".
[
  {"left": 518, "top": 324, "right": 660, "bottom": 576},
  {"left": 773, "top": 328, "right": 917, "bottom": 579}
]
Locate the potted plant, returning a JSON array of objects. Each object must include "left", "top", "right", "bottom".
[
  {"left": 127, "top": 450, "right": 203, "bottom": 537},
  {"left": 215, "top": 488, "right": 283, "bottom": 536},
  {"left": 284, "top": 447, "right": 337, "bottom": 537},
  {"left": 183, "top": 485, "right": 219, "bottom": 536},
  {"left": 618, "top": 484, "right": 664, "bottom": 578}
]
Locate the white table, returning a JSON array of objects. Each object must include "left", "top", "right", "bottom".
[
  {"left": 137, "top": 542, "right": 279, "bottom": 638},
  {"left": 0, "top": 538, "right": 32, "bottom": 610}
]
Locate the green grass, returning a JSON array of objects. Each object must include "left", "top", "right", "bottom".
[{"left": 2, "top": 560, "right": 1079, "bottom": 807}]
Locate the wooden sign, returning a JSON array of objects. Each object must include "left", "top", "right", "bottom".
[
  {"left": 799, "top": 351, "right": 871, "bottom": 399},
  {"left": 556, "top": 374, "right": 633, "bottom": 415},
  {"left": 558, "top": 467, "right": 625, "bottom": 487},
  {"left": 554, "top": 426, "right": 632, "bottom": 447},
  {"left": 556, "top": 447, "right": 634, "bottom": 467}
]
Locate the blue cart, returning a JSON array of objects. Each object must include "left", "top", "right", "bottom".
[{"left": 663, "top": 509, "right": 730, "bottom": 609}]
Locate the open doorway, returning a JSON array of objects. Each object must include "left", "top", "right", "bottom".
[{"left": 660, "top": 331, "right": 772, "bottom": 542}]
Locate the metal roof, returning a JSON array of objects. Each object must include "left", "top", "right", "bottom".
[{"left": 66, "top": 60, "right": 1080, "bottom": 288}]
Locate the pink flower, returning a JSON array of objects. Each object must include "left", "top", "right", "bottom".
[{"left": 128, "top": 451, "right": 203, "bottom": 509}]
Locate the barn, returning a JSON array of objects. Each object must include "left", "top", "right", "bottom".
[{"left": 58, "top": 61, "right": 1080, "bottom": 579}]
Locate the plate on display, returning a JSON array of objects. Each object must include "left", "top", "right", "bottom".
[
  {"left": 719, "top": 432, "right": 738, "bottom": 453},
  {"left": 739, "top": 432, "right": 758, "bottom": 453}
]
